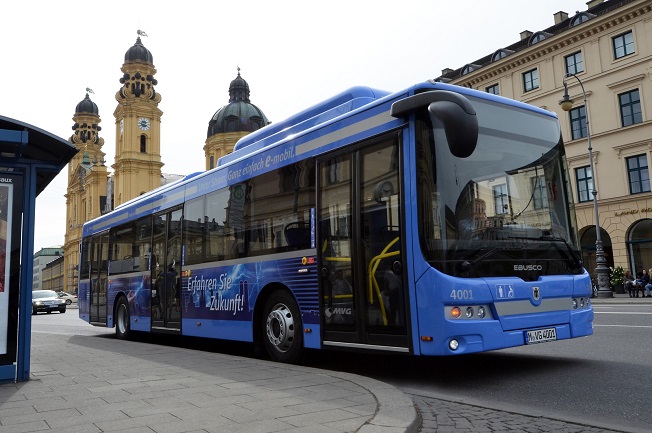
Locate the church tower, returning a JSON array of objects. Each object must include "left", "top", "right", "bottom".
[
  {"left": 204, "top": 69, "right": 270, "bottom": 169},
  {"left": 113, "top": 32, "right": 163, "bottom": 206},
  {"left": 63, "top": 92, "right": 109, "bottom": 293}
]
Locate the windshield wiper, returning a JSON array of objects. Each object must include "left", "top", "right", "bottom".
[{"left": 508, "top": 235, "right": 583, "bottom": 270}]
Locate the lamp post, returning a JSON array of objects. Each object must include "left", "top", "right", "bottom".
[{"left": 560, "top": 73, "right": 613, "bottom": 298}]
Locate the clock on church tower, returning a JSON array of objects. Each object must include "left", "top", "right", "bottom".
[{"left": 138, "top": 117, "right": 151, "bottom": 130}]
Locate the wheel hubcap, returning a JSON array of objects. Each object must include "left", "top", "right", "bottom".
[
  {"left": 117, "top": 304, "right": 127, "bottom": 334},
  {"left": 266, "top": 303, "right": 294, "bottom": 353}
]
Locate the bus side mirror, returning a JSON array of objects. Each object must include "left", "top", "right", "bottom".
[{"left": 391, "top": 90, "right": 479, "bottom": 158}]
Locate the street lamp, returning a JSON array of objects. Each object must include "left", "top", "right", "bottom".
[{"left": 560, "top": 73, "right": 613, "bottom": 298}]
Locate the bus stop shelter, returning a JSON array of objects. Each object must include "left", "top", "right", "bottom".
[{"left": 0, "top": 115, "right": 77, "bottom": 382}]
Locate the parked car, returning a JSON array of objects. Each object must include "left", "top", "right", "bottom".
[
  {"left": 57, "top": 291, "right": 78, "bottom": 305},
  {"left": 32, "top": 290, "right": 66, "bottom": 315}
]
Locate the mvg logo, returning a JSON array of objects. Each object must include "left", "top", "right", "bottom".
[{"left": 324, "top": 307, "right": 352, "bottom": 318}]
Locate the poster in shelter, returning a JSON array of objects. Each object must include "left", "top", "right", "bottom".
[{"left": 0, "top": 183, "right": 12, "bottom": 355}]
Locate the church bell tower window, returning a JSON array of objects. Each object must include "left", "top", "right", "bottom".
[{"left": 140, "top": 135, "right": 147, "bottom": 153}]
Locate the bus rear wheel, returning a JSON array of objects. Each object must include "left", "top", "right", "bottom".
[
  {"left": 262, "top": 291, "right": 302, "bottom": 363},
  {"left": 115, "top": 297, "right": 131, "bottom": 340}
]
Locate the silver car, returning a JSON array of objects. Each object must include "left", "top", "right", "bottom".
[{"left": 32, "top": 290, "right": 67, "bottom": 315}]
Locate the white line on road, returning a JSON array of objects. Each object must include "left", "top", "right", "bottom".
[
  {"left": 595, "top": 324, "right": 652, "bottom": 328},
  {"left": 594, "top": 311, "right": 652, "bottom": 314}
]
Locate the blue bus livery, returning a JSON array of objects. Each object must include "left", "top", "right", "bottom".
[{"left": 79, "top": 81, "right": 593, "bottom": 362}]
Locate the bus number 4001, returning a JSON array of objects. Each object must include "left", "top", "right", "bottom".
[{"left": 449, "top": 289, "right": 473, "bottom": 300}]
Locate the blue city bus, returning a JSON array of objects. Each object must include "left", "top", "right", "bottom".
[{"left": 78, "top": 81, "right": 594, "bottom": 362}]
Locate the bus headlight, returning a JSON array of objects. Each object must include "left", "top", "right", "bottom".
[
  {"left": 477, "top": 306, "right": 486, "bottom": 319},
  {"left": 449, "top": 339, "right": 459, "bottom": 351},
  {"left": 465, "top": 307, "right": 474, "bottom": 318}
]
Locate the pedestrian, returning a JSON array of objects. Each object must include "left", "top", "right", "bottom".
[
  {"left": 634, "top": 268, "right": 649, "bottom": 298},
  {"left": 624, "top": 270, "right": 636, "bottom": 297},
  {"left": 644, "top": 268, "right": 652, "bottom": 298}
]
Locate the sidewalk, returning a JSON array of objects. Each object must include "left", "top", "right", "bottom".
[
  {"left": 590, "top": 291, "right": 652, "bottom": 304},
  {"left": 0, "top": 331, "right": 419, "bottom": 433}
]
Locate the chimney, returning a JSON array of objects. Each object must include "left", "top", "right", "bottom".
[
  {"left": 554, "top": 11, "right": 569, "bottom": 24},
  {"left": 586, "top": 0, "right": 604, "bottom": 9},
  {"left": 520, "top": 30, "right": 533, "bottom": 41}
]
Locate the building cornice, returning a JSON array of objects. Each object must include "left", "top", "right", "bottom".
[{"left": 453, "top": 1, "right": 652, "bottom": 87}]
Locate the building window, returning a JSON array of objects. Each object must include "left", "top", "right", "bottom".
[
  {"left": 619, "top": 89, "right": 642, "bottom": 127},
  {"left": 529, "top": 32, "right": 551, "bottom": 46},
  {"left": 486, "top": 84, "right": 499, "bottom": 95},
  {"left": 461, "top": 64, "right": 481, "bottom": 76},
  {"left": 531, "top": 176, "right": 548, "bottom": 209},
  {"left": 569, "top": 12, "right": 594, "bottom": 27},
  {"left": 565, "top": 51, "right": 584, "bottom": 75},
  {"left": 493, "top": 184, "right": 508, "bottom": 215},
  {"left": 575, "top": 166, "right": 593, "bottom": 203},
  {"left": 613, "top": 31, "right": 635, "bottom": 59},
  {"left": 627, "top": 154, "right": 651, "bottom": 194},
  {"left": 209, "top": 155, "right": 215, "bottom": 170},
  {"left": 140, "top": 135, "right": 146, "bottom": 153},
  {"left": 492, "top": 49, "right": 513, "bottom": 62},
  {"left": 569, "top": 106, "right": 587, "bottom": 140},
  {"left": 523, "top": 69, "right": 539, "bottom": 92}
]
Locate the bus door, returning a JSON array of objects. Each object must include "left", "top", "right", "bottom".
[
  {"left": 151, "top": 208, "right": 183, "bottom": 331},
  {"left": 89, "top": 232, "right": 109, "bottom": 324},
  {"left": 318, "top": 134, "right": 409, "bottom": 351}
]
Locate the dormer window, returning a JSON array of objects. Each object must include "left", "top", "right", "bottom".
[
  {"left": 461, "top": 64, "right": 481, "bottom": 76},
  {"left": 569, "top": 12, "right": 595, "bottom": 27},
  {"left": 492, "top": 49, "right": 514, "bottom": 62},
  {"left": 529, "top": 31, "right": 553, "bottom": 46}
]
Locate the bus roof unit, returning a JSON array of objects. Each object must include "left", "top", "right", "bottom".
[{"left": 219, "top": 86, "right": 390, "bottom": 166}]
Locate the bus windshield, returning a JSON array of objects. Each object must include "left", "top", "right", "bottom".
[{"left": 416, "top": 96, "right": 582, "bottom": 280}]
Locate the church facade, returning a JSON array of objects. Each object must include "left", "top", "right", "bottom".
[{"left": 63, "top": 35, "right": 269, "bottom": 293}]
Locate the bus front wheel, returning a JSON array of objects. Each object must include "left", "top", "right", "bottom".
[
  {"left": 115, "top": 297, "right": 131, "bottom": 340},
  {"left": 262, "top": 291, "right": 303, "bottom": 363}
]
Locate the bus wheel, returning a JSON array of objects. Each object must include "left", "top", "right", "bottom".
[
  {"left": 263, "top": 291, "right": 302, "bottom": 363},
  {"left": 115, "top": 297, "right": 131, "bottom": 340}
]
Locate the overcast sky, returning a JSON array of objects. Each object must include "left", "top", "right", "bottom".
[{"left": 1, "top": 0, "right": 591, "bottom": 251}]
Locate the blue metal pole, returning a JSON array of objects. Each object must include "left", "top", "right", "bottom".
[{"left": 16, "top": 165, "right": 36, "bottom": 381}]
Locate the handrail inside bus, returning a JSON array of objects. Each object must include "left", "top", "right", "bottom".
[{"left": 367, "top": 237, "right": 400, "bottom": 326}]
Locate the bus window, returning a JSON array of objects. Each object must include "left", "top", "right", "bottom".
[
  {"left": 205, "top": 189, "right": 229, "bottom": 262},
  {"left": 184, "top": 196, "right": 206, "bottom": 265}
]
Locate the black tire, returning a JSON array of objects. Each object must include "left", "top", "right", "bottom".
[
  {"left": 65, "top": 299, "right": 72, "bottom": 305},
  {"left": 32, "top": 307, "right": 37, "bottom": 315},
  {"left": 46, "top": 311, "right": 52, "bottom": 314},
  {"left": 115, "top": 297, "right": 131, "bottom": 340},
  {"left": 59, "top": 308, "right": 66, "bottom": 313},
  {"left": 262, "top": 291, "right": 303, "bottom": 363}
]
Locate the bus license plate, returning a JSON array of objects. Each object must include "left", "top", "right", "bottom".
[{"left": 525, "top": 327, "right": 557, "bottom": 344}]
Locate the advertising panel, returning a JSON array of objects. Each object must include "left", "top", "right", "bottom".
[{"left": 0, "top": 183, "right": 11, "bottom": 355}]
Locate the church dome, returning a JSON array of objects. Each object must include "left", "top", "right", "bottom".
[
  {"left": 125, "top": 36, "right": 153, "bottom": 63},
  {"left": 207, "top": 70, "right": 269, "bottom": 137},
  {"left": 75, "top": 93, "right": 99, "bottom": 115}
]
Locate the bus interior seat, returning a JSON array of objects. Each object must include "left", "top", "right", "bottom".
[{"left": 284, "top": 222, "right": 311, "bottom": 248}]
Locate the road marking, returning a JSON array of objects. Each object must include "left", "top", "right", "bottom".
[
  {"left": 594, "top": 311, "right": 652, "bottom": 315},
  {"left": 595, "top": 324, "right": 652, "bottom": 329}
]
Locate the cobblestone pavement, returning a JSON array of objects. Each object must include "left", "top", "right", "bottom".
[{"left": 412, "top": 395, "right": 626, "bottom": 433}]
